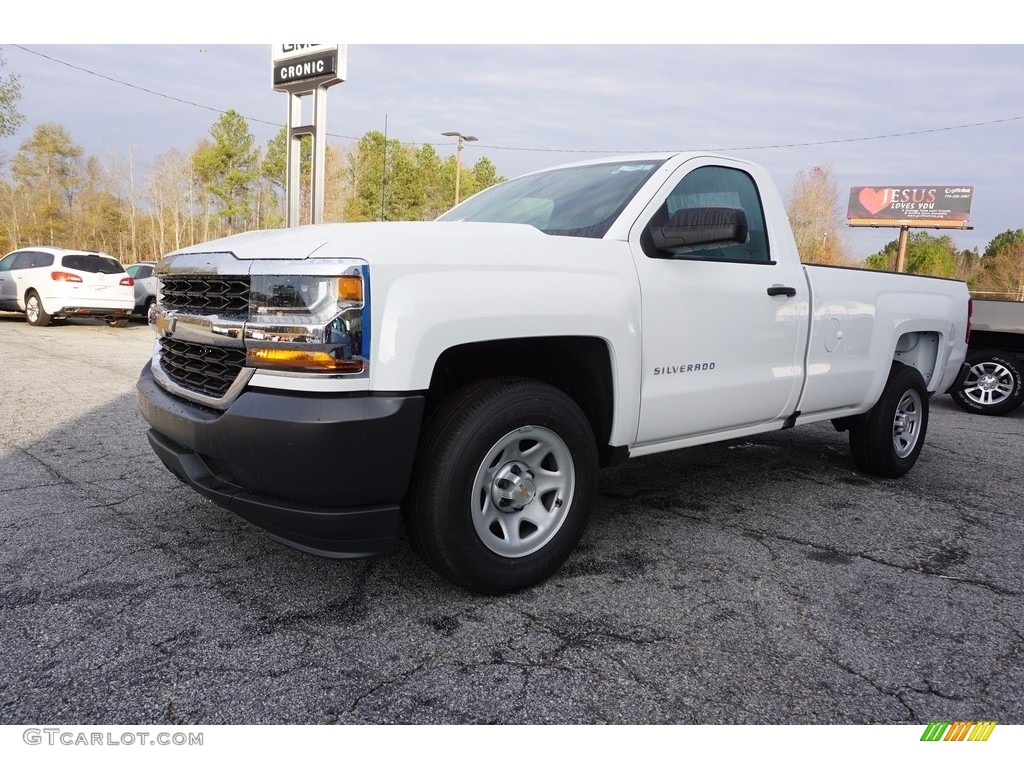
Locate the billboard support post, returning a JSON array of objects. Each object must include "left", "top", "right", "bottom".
[
  {"left": 895, "top": 226, "right": 910, "bottom": 273},
  {"left": 272, "top": 45, "right": 346, "bottom": 227}
]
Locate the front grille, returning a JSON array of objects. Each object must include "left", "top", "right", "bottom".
[
  {"left": 159, "top": 337, "right": 246, "bottom": 399},
  {"left": 160, "top": 275, "right": 250, "bottom": 314}
]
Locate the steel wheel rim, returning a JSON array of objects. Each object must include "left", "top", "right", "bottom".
[
  {"left": 471, "top": 425, "right": 575, "bottom": 558},
  {"left": 962, "top": 361, "right": 1015, "bottom": 406},
  {"left": 892, "top": 388, "right": 923, "bottom": 458}
]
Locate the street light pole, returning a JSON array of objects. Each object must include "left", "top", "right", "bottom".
[{"left": 441, "top": 131, "right": 478, "bottom": 205}]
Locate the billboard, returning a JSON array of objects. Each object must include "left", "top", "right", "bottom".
[{"left": 847, "top": 186, "right": 974, "bottom": 228}]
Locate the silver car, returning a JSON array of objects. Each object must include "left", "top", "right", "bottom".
[{"left": 125, "top": 261, "right": 158, "bottom": 318}]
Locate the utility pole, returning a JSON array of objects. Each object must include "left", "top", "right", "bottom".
[{"left": 441, "top": 131, "right": 478, "bottom": 205}]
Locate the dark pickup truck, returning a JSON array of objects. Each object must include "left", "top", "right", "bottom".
[{"left": 951, "top": 298, "right": 1024, "bottom": 415}]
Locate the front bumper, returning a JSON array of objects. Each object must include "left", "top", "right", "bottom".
[{"left": 136, "top": 361, "right": 425, "bottom": 557}]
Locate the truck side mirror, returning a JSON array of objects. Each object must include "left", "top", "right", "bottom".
[{"left": 649, "top": 207, "right": 748, "bottom": 254}]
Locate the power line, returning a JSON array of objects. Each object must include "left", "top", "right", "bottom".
[
  {"left": 12, "top": 44, "right": 1023, "bottom": 155},
  {"left": 475, "top": 116, "right": 1024, "bottom": 154},
  {"left": 12, "top": 45, "right": 286, "bottom": 130}
]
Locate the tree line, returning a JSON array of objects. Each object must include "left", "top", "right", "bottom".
[
  {"left": 0, "top": 110, "right": 505, "bottom": 264},
  {"left": 3, "top": 112, "right": 1021, "bottom": 300}
]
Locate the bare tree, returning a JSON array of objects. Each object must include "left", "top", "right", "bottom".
[
  {"left": 0, "top": 154, "right": 19, "bottom": 251},
  {"left": 148, "top": 148, "right": 196, "bottom": 256},
  {"left": 0, "top": 49, "right": 24, "bottom": 138},
  {"left": 786, "top": 163, "right": 852, "bottom": 266}
]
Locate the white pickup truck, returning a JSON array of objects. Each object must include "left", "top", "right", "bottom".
[{"left": 136, "top": 152, "right": 971, "bottom": 594}]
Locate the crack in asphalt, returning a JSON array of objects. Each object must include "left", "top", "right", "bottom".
[
  {"left": 743, "top": 532, "right": 917, "bottom": 722},
  {"left": 651, "top": 505, "right": 1020, "bottom": 598}
]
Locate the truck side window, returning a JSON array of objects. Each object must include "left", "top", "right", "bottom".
[{"left": 653, "top": 166, "right": 770, "bottom": 263}]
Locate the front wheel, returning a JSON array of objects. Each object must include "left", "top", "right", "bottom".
[
  {"left": 849, "top": 363, "right": 929, "bottom": 478},
  {"left": 950, "top": 349, "right": 1024, "bottom": 416},
  {"left": 106, "top": 317, "right": 129, "bottom": 328},
  {"left": 406, "top": 378, "right": 598, "bottom": 595}
]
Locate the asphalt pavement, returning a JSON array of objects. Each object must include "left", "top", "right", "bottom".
[{"left": 1, "top": 314, "right": 1021, "bottom": 726}]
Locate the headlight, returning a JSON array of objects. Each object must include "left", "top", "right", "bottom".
[{"left": 244, "top": 268, "right": 368, "bottom": 374}]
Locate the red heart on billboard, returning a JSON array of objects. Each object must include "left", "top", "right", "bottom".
[{"left": 858, "top": 188, "right": 889, "bottom": 215}]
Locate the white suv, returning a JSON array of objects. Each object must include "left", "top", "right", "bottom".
[{"left": 0, "top": 247, "right": 135, "bottom": 327}]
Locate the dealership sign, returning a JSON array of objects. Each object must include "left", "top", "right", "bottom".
[
  {"left": 272, "top": 44, "right": 346, "bottom": 88},
  {"left": 847, "top": 186, "right": 974, "bottom": 228}
]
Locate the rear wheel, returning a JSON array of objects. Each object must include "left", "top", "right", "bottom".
[
  {"left": 849, "top": 363, "right": 929, "bottom": 478},
  {"left": 24, "top": 291, "right": 51, "bottom": 327},
  {"left": 406, "top": 378, "right": 598, "bottom": 595},
  {"left": 950, "top": 349, "right": 1024, "bottom": 416},
  {"left": 106, "top": 317, "right": 129, "bottom": 328}
]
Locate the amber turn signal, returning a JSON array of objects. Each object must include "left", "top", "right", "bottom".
[
  {"left": 247, "top": 347, "right": 363, "bottom": 373},
  {"left": 337, "top": 275, "right": 362, "bottom": 302}
]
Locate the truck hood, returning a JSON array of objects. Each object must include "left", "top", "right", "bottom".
[{"left": 167, "top": 221, "right": 551, "bottom": 263}]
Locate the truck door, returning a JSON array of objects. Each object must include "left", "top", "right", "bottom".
[{"left": 630, "top": 161, "right": 808, "bottom": 446}]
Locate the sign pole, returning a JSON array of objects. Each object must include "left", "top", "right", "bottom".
[
  {"left": 312, "top": 84, "right": 329, "bottom": 224},
  {"left": 271, "top": 45, "right": 346, "bottom": 228},
  {"left": 895, "top": 225, "right": 910, "bottom": 273},
  {"left": 286, "top": 91, "right": 302, "bottom": 227}
]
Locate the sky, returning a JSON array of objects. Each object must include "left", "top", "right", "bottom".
[{"left": 2, "top": 5, "right": 1022, "bottom": 261}]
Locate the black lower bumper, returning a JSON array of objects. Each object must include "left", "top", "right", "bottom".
[{"left": 136, "top": 361, "right": 425, "bottom": 557}]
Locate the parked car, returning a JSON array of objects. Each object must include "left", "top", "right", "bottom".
[
  {"left": 950, "top": 298, "right": 1024, "bottom": 415},
  {"left": 0, "top": 247, "right": 135, "bottom": 327},
  {"left": 125, "top": 261, "right": 158, "bottom": 318}
]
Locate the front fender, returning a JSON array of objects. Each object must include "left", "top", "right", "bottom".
[{"left": 368, "top": 243, "right": 642, "bottom": 447}]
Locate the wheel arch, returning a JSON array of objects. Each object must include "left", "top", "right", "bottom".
[
  {"left": 425, "top": 336, "right": 621, "bottom": 466},
  {"left": 892, "top": 330, "right": 941, "bottom": 389}
]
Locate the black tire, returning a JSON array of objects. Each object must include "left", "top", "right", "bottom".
[
  {"left": 106, "top": 317, "right": 130, "bottom": 328},
  {"left": 849, "top": 363, "right": 929, "bottom": 478},
  {"left": 406, "top": 377, "right": 598, "bottom": 595},
  {"left": 24, "top": 290, "right": 51, "bottom": 327},
  {"left": 950, "top": 349, "right": 1024, "bottom": 416}
]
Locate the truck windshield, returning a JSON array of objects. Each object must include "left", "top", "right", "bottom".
[{"left": 438, "top": 160, "right": 665, "bottom": 238}]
